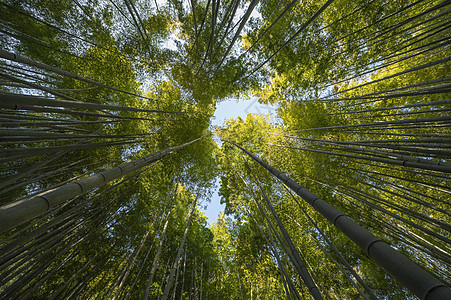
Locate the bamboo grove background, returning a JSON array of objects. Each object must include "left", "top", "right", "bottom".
[{"left": 0, "top": 0, "right": 450, "bottom": 299}]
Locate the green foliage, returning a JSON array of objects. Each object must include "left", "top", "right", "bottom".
[{"left": 1, "top": 0, "right": 449, "bottom": 299}]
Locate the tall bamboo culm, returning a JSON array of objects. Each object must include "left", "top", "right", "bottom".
[{"left": 228, "top": 140, "right": 451, "bottom": 300}]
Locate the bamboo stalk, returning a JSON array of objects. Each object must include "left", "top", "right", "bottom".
[
  {"left": 0, "top": 136, "right": 203, "bottom": 234},
  {"left": 228, "top": 140, "right": 451, "bottom": 300}
]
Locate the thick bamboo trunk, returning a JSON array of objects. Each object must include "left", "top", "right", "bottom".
[
  {"left": 315, "top": 179, "right": 451, "bottom": 266},
  {"left": 229, "top": 140, "right": 451, "bottom": 300},
  {"left": 284, "top": 187, "right": 378, "bottom": 300},
  {"left": 0, "top": 136, "right": 203, "bottom": 233},
  {"left": 244, "top": 163, "right": 324, "bottom": 300}
]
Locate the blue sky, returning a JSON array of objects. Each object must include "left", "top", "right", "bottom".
[{"left": 201, "top": 97, "right": 277, "bottom": 225}]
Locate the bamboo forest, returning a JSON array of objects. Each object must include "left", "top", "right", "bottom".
[{"left": 0, "top": 0, "right": 450, "bottom": 299}]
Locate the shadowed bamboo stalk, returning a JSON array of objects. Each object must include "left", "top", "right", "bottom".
[
  {"left": 0, "top": 71, "right": 80, "bottom": 102},
  {"left": 0, "top": 136, "right": 204, "bottom": 234},
  {"left": 197, "top": 0, "right": 217, "bottom": 72},
  {"left": 142, "top": 185, "right": 178, "bottom": 300},
  {"left": 285, "top": 135, "right": 451, "bottom": 158},
  {"left": 333, "top": 183, "right": 451, "bottom": 245},
  {"left": 307, "top": 177, "right": 451, "bottom": 267},
  {"left": 227, "top": 140, "right": 451, "bottom": 300},
  {"left": 299, "top": 115, "right": 451, "bottom": 131},
  {"left": 342, "top": 167, "right": 449, "bottom": 216},
  {"left": 244, "top": 0, "right": 336, "bottom": 79},
  {"left": 0, "top": 139, "right": 137, "bottom": 159},
  {"left": 243, "top": 159, "right": 324, "bottom": 300},
  {"left": 110, "top": 229, "right": 151, "bottom": 300},
  {"left": 322, "top": 55, "right": 451, "bottom": 99},
  {"left": 322, "top": 37, "right": 451, "bottom": 95},
  {"left": 0, "top": 175, "right": 140, "bottom": 277},
  {"left": 160, "top": 195, "right": 198, "bottom": 300},
  {"left": 214, "top": 0, "right": 260, "bottom": 72},
  {"left": 336, "top": 174, "right": 450, "bottom": 231},
  {"left": 0, "top": 92, "right": 184, "bottom": 114},
  {"left": 245, "top": 205, "right": 301, "bottom": 299},
  {"left": 315, "top": 21, "right": 450, "bottom": 90},
  {"left": 0, "top": 125, "right": 116, "bottom": 191},
  {"left": 265, "top": 143, "right": 451, "bottom": 173},
  {"left": 0, "top": 103, "right": 153, "bottom": 121},
  {"left": 331, "top": 98, "right": 451, "bottom": 114},
  {"left": 313, "top": 2, "right": 450, "bottom": 88},
  {"left": 212, "top": 0, "right": 238, "bottom": 58},
  {"left": 123, "top": 226, "right": 158, "bottom": 300},
  {"left": 282, "top": 186, "right": 378, "bottom": 300},
  {"left": 0, "top": 49, "right": 153, "bottom": 101},
  {"left": 283, "top": 137, "right": 451, "bottom": 165},
  {"left": 241, "top": 0, "right": 299, "bottom": 56}
]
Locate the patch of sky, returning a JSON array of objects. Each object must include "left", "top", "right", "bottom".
[
  {"left": 202, "top": 96, "right": 278, "bottom": 226},
  {"left": 121, "top": 143, "right": 146, "bottom": 162},
  {"left": 210, "top": 96, "right": 279, "bottom": 132}
]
